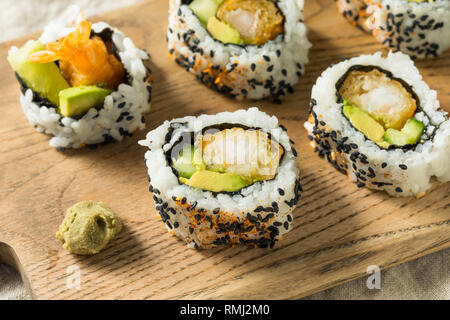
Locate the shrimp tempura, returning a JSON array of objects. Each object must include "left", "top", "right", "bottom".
[{"left": 29, "top": 20, "right": 125, "bottom": 90}]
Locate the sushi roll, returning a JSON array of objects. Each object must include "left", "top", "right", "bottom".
[
  {"left": 139, "top": 108, "right": 301, "bottom": 249},
  {"left": 167, "top": 0, "right": 311, "bottom": 101},
  {"left": 7, "top": 10, "right": 152, "bottom": 149},
  {"left": 335, "top": 0, "right": 371, "bottom": 32},
  {"left": 304, "top": 51, "right": 450, "bottom": 197},
  {"left": 336, "top": 0, "right": 450, "bottom": 59}
]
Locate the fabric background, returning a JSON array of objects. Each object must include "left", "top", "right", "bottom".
[
  {"left": 0, "top": 0, "right": 448, "bottom": 300},
  {"left": 0, "top": 264, "right": 30, "bottom": 300}
]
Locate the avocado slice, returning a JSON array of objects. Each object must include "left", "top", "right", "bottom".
[
  {"left": 173, "top": 145, "right": 197, "bottom": 179},
  {"left": 179, "top": 170, "right": 250, "bottom": 192},
  {"left": 343, "top": 104, "right": 386, "bottom": 143},
  {"left": 189, "top": 0, "right": 224, "bottom": 25},
  {"left": 58, "top": 86, "right": 112, "bottom": 117},
  {"left": 383, "top": 118, "right": 424, "bottom": 146},
  {"left": 402, "top": 118, "right": 425, "bottom": 143},
  {"left": 207, "top": 16, "right": 245, "bottom": 45},
  {"left": 7, "top": 40, "right": 70, "bottom": 106},
  {"left": 173, "top": 145, "right": 206, "bottom": 179},
  {"left": 173, "top": 143, "right": 251, "bottom": 191}
]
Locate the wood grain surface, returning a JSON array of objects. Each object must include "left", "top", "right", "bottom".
[{"left": 0, "top": 0, "right": 449, "bottom": 300}]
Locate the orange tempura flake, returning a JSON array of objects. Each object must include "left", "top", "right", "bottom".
[{"left": 29, "top": 20, "right": 125, "bottom": 89}]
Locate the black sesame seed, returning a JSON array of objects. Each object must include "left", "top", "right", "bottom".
[
  {"left": 188, "top": 201, "right": 197, "bottom": 211},
  {"left": 291, "top": 148, "right": 298, "bottom": 157},
  {"left": 254, "top": 206, "right": 264, "bottom": 213},
  {"left": 247, "top": 213, "right": 258, "bottom": 223}
]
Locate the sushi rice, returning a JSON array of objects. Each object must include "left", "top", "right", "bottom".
[
  {"left": 304, "top": 51, "right": 450, "bottom": 197},
  {"left": 167, "top": 0, "right": 311, "bottom": 101},
  {"left": 10, "top": 8, "right": 152, "bottom": 149},
  {"left": 139, "top": 108, "right": 301, "bottom": 249}
]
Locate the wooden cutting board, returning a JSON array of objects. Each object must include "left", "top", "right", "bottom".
[{"left": 0, "top": 0, "right": 448, "bottom": 300}]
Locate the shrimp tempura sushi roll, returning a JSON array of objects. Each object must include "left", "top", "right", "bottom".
[
  {"left": 7, "top": 8, "right": 152, "bottom": 149},
  {"left": 335, "top": 0, "right": 371, "bottom": 32},
  {"left": 168, "top": 0, "right": 311, "bottom": 101},
  {"left": 304, "top": 51, "right": 450, "bottom": 197},
  {"left": 139, "top": 108, "right": 301, "bottom": 249},
  {"left": 336, "top": 0, "right": 450, "bottom": 59}
]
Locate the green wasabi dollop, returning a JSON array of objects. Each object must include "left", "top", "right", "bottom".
[{"left": 56, "top": 201, "right": 122, "bottom": 255}]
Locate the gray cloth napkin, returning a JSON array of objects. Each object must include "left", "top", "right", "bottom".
[
  {"left": 0, "top": 264, "right": 31, "bottom": 300},
  {"left": 305, "top": 248, "right": 450, "bottom": 300}
]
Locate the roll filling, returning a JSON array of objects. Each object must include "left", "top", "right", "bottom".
[
  {"left": 187, "top": 0, "right": 284, "bottom": 45},
  {"left": 337, "top": 66, "right": 424, "bottom": 148},
  {"left": 172, "top": 126, "right": 284, "bottom": 192}
]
